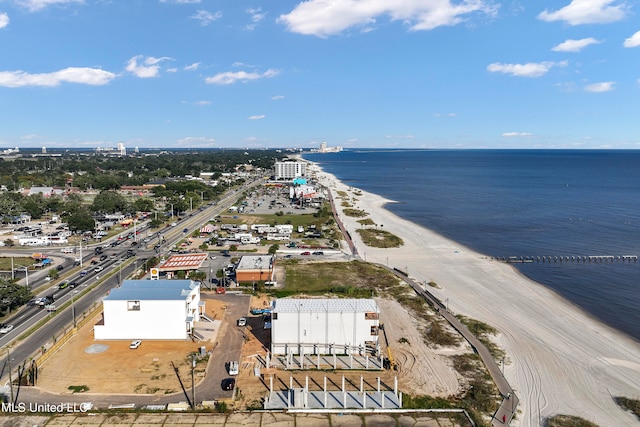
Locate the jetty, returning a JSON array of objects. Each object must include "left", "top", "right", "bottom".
[{"left": 495, "top": 255, "right": 638, "bottom": 264}]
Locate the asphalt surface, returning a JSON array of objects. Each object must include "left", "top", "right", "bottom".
[{"left": 0, "top": 179, "right": 264, "bottom": 407}]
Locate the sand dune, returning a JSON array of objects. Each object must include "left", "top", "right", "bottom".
[{"left": 311, "top": 163, "right": 640, "bottom": 427}]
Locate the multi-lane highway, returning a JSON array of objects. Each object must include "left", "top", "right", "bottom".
[{"left": 0, "top": 179, "right": 262, "bottom": 391}]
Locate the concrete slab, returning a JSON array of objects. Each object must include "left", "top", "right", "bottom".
[
  {"left": 330, "top": 414, "right": 363, "bottom": 427},
  {"left": 132, "top": 414, "right": 167, "bottom": 424},
  {"left": 397, "top": 414, "right": 417, "bottom": 427},
  {"left": 194, "top": 414, "right": 228, "bottom": 425},
  {"left": 413, "top": 415, "right": 441, "bottom": 427},
  {"left": 66, "top": 415, "right": 107, "bottom": 425},
  {"left": 295, "top": 413, "right": 331, "bottom": 427},
  {"left": 100, "top": 413, "right": 138, "bottom": 425},
  {"left": 38, "top": 415, "right": 77, "bottom": 426},
  {"left": 0, "top": 415, "right": 50, "bottom": 427},
  {"left": 363, "top": 414, "right": 397, "bottom": 427},
  {"left": 224, "top": 412, "right": 263, "bottom": 427},
  {"left": 260, "top": 412, "right": 296, "bottom": 427},
  {"left": 164, "top": 413, "right": 197, "bottom": 424}
]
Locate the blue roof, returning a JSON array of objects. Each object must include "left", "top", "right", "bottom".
[{"left": 104, "top": 279, "right": 198, "bottom": 301}]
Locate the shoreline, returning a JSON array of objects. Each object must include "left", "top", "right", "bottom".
[{"left": 306, "top": 160, "right": 640, "bottom": 427}]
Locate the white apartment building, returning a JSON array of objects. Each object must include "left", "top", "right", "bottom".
[
  {"left": 94, "top": 279, "right": 201, "bottom": 340},
  {"left": 274, "top": 161, "right": 306, "bottom": 180},
  {"left": 271, "top": 298, "right": 380, "bottom": 355}
]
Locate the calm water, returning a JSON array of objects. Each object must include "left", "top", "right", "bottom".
[{"left": 304, "top": 149, "right": 640, "bottom": 341}]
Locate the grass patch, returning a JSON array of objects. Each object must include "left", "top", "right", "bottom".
[
  {"left": 0, "top": 256, "right": 33, "bottom": 271},
  {"left": 341, "top": 201, "right": 352, "bottom": 207},
  {"left": 546, "top": 415, "right": 599, "bottom": 427},
  {"left": 456, "top": 315, "right": 504, "bottom": 360},
  {"left": 343, "top": 208, "right": 368, "bottom": 217},
  {"left": 67, "top": 385, "right": 89, "bottom": 393},
  {"left": 614, "top": 396, "right": 640, "bottom": 419},
  {"left": 357, "top": 218, "right": 376, "bottom": 227},
  {"left": 336, "top": 191, "right": 348, "bottom": 197},
  {"left": 356, "top": 229, "right": 404, "bottom": 248}
]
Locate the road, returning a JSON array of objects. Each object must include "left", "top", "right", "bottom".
[{"left": 1, "top": 179, "right": 263, "bottom": 400}]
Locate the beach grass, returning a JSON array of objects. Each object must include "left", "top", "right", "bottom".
[
  {"left": 546, "top": 415, "right": 599, "bottom": 427},
  {"left": 356, "top": 229, "right": 404, "bottom": 248},
  {"left": 357, "top": 218, "right": 376, "bottom": 227},
  {"left": 342, "top": 208, "right": 368, "bottom": 217},
  {"left": 614, "top": 396, "right": 640, "bottom": 419}
]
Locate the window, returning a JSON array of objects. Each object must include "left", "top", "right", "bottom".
[
  {"left": 127, "top": 301, "right": 141, "bottom": 311},
  {"left": 364, "top": 312, "right": 379, "bottom": 320},
  {"left": 370, "top": 326, "right": 378, "bottom": 336}
]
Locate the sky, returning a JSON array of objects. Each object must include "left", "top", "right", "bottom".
[{"left": 0, "top": 0, "right": 639, "bottom": 150}]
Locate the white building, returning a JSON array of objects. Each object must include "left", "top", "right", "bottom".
[
  {"left": 274, "top": 161, "right": 306, "bottom": 180},
  {"left": 271, "top": 298, "right": 380, "bottom": 355},
  {"left": 94, "top": 279, "right": 202, "bottom": 340}
]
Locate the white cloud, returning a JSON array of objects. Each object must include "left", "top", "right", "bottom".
[
  {"left": 502, "top": 132, "right": 534, "bottom": 138},
  {"left": 248, "top": 115, "right": 266, "bottom": 120},
  {"left": 623, "top": 30, "right": 640, "bottom": 48},
  {"left": 184, "top": 62, "right": 200, "bottom": 71},
  {"left": 190, "top": 10, "right": 222, "bottom": 26},
  {"left": 0, "top": 13, "right": 9, "bottom": 29},
  {"left": 0, "top": 67, "right": 115, "bottom": 87},
  {"left": 584, "top": 81, "right": 615, "bottom": 92},
  {"left": 245, "top": 7, "right": 266, "bottom": 30},
  {"left": 177, "top": 136, "right": 216, "bottom": 146},
  {"left": 538, "top": 0, "right": 626, "bottom": 25},
  {"left": 434, "top": 112, "right": 457, "bottom": 117},
  {"left": 552, "top": 37, "right": 601, "bottom": 52},
  {"left": 272, "top": 95, "right": 285, "bottom": 100},
  {"left": 278, "top": 0, "right": 498, "bottom": 37},
  {"left": 125, "top": 55, "right": 172, "bottom": 78},
  {"left": 385, "top": 134, "right": 415, "bottom": 139},
  {"left": 205, "top": 68, "right": 280, "bottom": 85},
  {"left": 16, "top": 0, "right": 84, "bottom": 12},
  {"left": 487, "top": 61, "right": 566, "bottom": 77},
  {"left": 195, "top": 100, "right": 211, "bottom": 106}
]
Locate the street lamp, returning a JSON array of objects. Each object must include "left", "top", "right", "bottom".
[{"left": 71, "top": 292, "right": 76, "bottom": 328}]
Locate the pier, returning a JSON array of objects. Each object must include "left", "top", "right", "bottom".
[{"left": 495, "top": 255, "right": 638, "bottom": 264}]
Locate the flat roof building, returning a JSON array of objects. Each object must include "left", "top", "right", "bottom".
[
  {"left": 271, "top": 298, "right": 380, "bottom": 355},
  {"left": 94, "top": 279, "right": 202, "bottom": 340},
  {"left": 235, "top": 255, "right": 275, "bottom": 284},
  {"left": 274, "top": 161, "right": 306, "bottom": 180}
]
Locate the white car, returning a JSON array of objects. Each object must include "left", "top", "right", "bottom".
[
  {"left": 129, "top": 340, "right": 142, "bottom": 349},
  {"left": 0, "top": 325, "right": 14, "bottom": 334},
  {"left": 94, "top": 266, "right": 104, "bottom": 272},
  {"left": 228, "top": 361, "right": 239, "bottom": 375},
  {"left": 237, "top": 317, "right": 247, "bottom": 327}
]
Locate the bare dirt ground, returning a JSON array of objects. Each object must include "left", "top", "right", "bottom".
[
  {"left": 231, "top": 293, "right": 470, "bottom": 409},
  {"left": 37, "top": 296, "right": 229, "bottom": 395}
]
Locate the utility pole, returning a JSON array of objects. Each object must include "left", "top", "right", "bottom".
[
  {"left": 71, "top": 293, "right": 76, "bottom": 328},
  {"left": 191, "top": 354, "right": 196, "bottom": 409},
  {"left": 7, "top": 348, "right": 14, "bottom": 404}
]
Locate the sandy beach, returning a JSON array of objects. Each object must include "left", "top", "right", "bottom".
[{"left": 309, "top": 162, "right": 640, "bottom": 427}]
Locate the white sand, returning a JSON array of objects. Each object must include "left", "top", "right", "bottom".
[{"left": 310, "top": 163, "right": 640, "bottom": 427}]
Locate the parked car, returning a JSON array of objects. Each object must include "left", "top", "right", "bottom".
[
  {"left": 129, "top": 340, "right": 142, "bottom": 349},
  {"left": 0, "top": 325, "right": 14, "bottom": 334},
  {"left": 228, "top": 361, "right": 239, "bottom": 375},
  {"left": 237, "top": 317, "right": 247, "bottom": 327},
  {"left": 221, "top": 378, "right": 235, "bottom": 391}
]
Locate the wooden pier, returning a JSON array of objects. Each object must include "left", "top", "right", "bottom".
[{"left": 496, "top": 255, "right": 638, "bottom": 264}]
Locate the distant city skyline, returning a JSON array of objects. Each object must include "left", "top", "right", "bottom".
[{"left": 1, "top": 0, "right": 639, "bottom": 149}]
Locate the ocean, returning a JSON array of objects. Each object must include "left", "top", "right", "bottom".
[{"left": 304, "top": 149, "right": 640, "bottom": 341}]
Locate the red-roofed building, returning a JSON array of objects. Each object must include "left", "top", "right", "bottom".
[{"left": 157, "top": 253, "right": 209, "bottom": 279}]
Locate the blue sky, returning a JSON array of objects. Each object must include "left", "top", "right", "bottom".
[{"left": 0, "top": 0, "right": 639, "bottom": 150}]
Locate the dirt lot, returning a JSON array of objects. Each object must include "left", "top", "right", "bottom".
[
  {"left": 37, "top": 295, "right": 229, "bottom": 395},
  {"left": 231, "top": 294, "right": 471, "bottom": 409}
]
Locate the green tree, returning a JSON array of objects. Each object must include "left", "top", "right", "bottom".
[
  {"left": 133, "top": 198, "right": 155, "bottom": 213},
  {"left": 268, "top": 244, "right": 279, "bottom": 255},
  {"left": 65, "top": 209, "right": 95, "bottom": 232},
  {"left": 91, "top": 190, "right": 129, "bottom": 214},
  {"left": 20, "top": 194, "right": 46, "bottom": 219},
  {"left": 0, "top": 278, "right": 32, "bottom": 315}
]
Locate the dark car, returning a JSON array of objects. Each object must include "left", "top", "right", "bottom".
[
  {"left": 221, "top": 378, "right": 235, "bottom": 391},
  {"left": 312, "top": 251, "right": 324, "bottom": 255},
  {"left": 100, "top": 254, "right": 108, "bottom": 261},
  {"left": 56, "top": 264, "right": 65, "bottom": 271}
]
